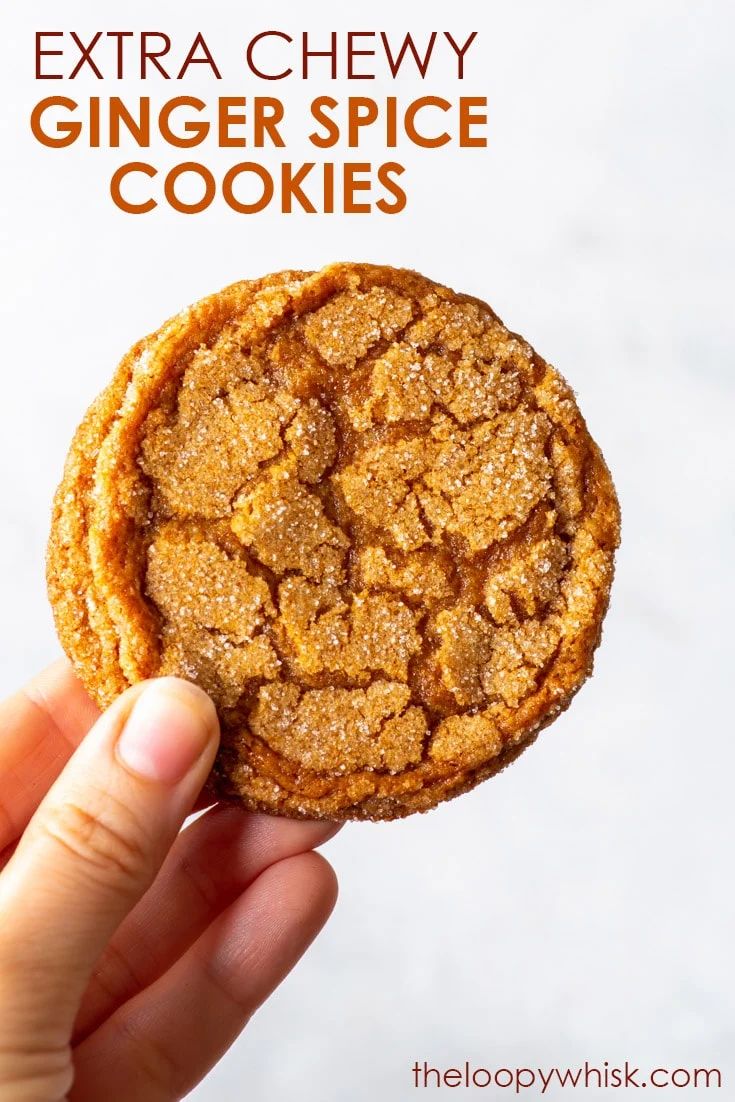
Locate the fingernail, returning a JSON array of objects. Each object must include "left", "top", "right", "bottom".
[{"left": 117, "top": 679, "right": 218, "bottom": 784}]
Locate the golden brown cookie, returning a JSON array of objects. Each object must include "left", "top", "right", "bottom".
[{"left": 47, "top": 263, "right": 620, "bottom": 820}]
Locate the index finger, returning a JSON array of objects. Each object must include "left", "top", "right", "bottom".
[{"left": 0, "top": 659, "right": 100, "bottom": 851}]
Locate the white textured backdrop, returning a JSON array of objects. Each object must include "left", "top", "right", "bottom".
[{"left": 1, "top": 1, "right": 733, "bottom": 1099}]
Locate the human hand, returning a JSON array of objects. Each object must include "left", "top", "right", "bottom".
[{"left": 0, "top": 662, "right": 338, "bottom": 1102}]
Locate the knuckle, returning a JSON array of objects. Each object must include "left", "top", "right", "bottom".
[
  {"left": 180, "top": 855, "right": 220, "bottom": 912},
  {"left": 74, "top": 935, "right": 147, "bottom": 1044},
  {"left": 115, "top": 1012, "right": 184, "bottom": 1099},
  {"left": 41, "top": 791, "right": 154, "bottom": 893},
  {"left": 0, "top": 1043, "right": 72, "bottom": 1102},
  {"left": 203, "top": 950, "right": 257, "bottom": 1018}
]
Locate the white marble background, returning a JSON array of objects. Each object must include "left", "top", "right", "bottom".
[{"left": 1, "top": 1, "right": 733, "bottom": 1099}]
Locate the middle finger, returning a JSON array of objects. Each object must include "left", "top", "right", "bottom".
[{"left": 73, "top": 804, "right": 339, "bottom": 1041}]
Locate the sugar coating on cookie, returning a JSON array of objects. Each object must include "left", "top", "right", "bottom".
[{"left": 47, "top": 264, "right": 620, "bottom": 820}]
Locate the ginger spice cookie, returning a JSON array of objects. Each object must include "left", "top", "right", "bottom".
[{"left": 47, "top": 263, "right": 620, "bottom": 820}]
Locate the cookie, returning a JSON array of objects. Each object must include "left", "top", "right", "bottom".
[{"left": 47, "top": 263, "right": 620, "bottom": 820}]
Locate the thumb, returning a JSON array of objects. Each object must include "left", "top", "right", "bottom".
[{"left": 0, "top": 677, "right": 219, "bottom": 1048}]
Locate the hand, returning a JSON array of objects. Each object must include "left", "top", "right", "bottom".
[{"left": 0, "top": 662, "right": 338, "bottom": 1102}]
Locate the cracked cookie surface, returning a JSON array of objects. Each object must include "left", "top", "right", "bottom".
[{"left": 47, "top": 263, "right": 620, "bottom": 820}]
